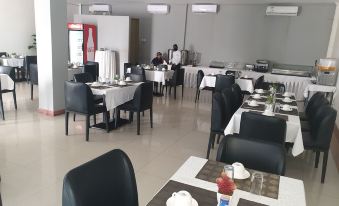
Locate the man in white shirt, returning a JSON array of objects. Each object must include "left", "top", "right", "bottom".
[{"left": 169, "top": 44, "right": 181, "bottom": 70}]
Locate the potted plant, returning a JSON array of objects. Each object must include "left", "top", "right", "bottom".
[
  {"left": 265, "top": 94, "right": 275, "bottom": 112},
  {"left": 216, "top": 172, "right": 236, "bottom": 205},
  {"left": 28, "top": 34, "right": 37, "bottom": 50}
]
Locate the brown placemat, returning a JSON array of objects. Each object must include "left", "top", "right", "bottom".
[
  {"left": 253, "top": 91, "right": 269, "bottom": 96},
  {"left": 240, "top": 77, "right": 254, "bottom": 80},
  {"left": 247, "top": 97, "right": 267, "bottom": 103},
  {"left": 195, "top": 160, "right": 280, "bottom": 199},
  {"left": 90, "top": 85, "right": 111, "bottom": 90},
  {"left": 146, "top": 180, "right": 217, "bottom": 206},
  {"left": 276, "top": 99, "right": 297, "bottom": 107},
  {"left": 248, "top": 111, "right": 288, "bottom": 121},
  {"left": 111, "top": 84, "right": 133, "bottom": 88},
  {"left": 238, "top": 198, "right": 268, "bottom": 206},
  {"left": 275, "top": 94, "right": 296, "bottom": 100},
  {"left": 276, "top": 108, "right": 298, "bottom": 116},
  {"left": 241, "top": 103, "right": 266, "bottom": 111}
]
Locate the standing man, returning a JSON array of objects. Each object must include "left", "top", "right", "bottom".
[{"left": 169, "top": 44, "right": 181, "bottom": 70}]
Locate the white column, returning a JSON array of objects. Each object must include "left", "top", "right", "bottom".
[{"left": 34, "top": 0, "right": 67, "bottom": 115}]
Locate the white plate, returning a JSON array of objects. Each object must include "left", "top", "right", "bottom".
[
  {"left": 125, "top": 79, "right": 133, "bottom": 82},
  {"left": 234, "top": 170, "right": 250, "bottom": 180},
  {"left": 166, "top": 197, "right": 198, "bottom": 206},
  {"left": 255, "top": 89, "right": 264, "bottom": 94},
  {"left": 282, "top": 99, "right": 292, "bottom": 103},
  {"left": 263, "top": 112, "right": 274, "bottom": 116},
  {"left": 248, "top": 103, "right": 259, "bottom": 107},
  {"left": 282, "top": 93, "right": 291, "bottom": 97},
  {"left": 281, "top": 107, "right": 293, "bottom": 112},
  {"left": 252, "top": 96, "right": 261, "bottom": 100}
]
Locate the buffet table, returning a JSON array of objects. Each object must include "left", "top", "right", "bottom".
[
  {"left": 183, "top": 66, "right": 314, "bottom": 101},
  {"left": 0, "top": 57, "right": 24, "bottom": 68}
]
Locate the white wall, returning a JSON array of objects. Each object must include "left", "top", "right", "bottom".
[
  {"left": 74, "top": 15, "right": 130, "bottom": 75},
  {"left": 0, "top": 0, "right": 36, "bottom": 55}
]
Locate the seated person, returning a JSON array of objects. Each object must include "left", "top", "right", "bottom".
[{"left": 151, "top": 52, "right": 167, "bottom": 66}]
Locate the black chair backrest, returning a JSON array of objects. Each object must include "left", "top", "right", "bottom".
[
  {"left": 0, "top": 66, "right": 15, "bottom": 81},
  {"left": 239, "top": 112, "right": 286, "bottom": 145},
  {"left": 74, "top": 72, "right": 94, "bottom": 83},
  {"left": 30, "top": 64, "right": 38, "bottom": 85},
  {"left": 124, "top": 63, "right": 133, "bottom": 77},
  {"left": 307, "top": 95, "right": 329, "bottom": 120},
  {"left": 225, "top": 70, "right": 236, "bottom": 76},
  {"left": 25, "top": 55, "right": 37, "bottom": 71},
  {"left": 254, "top": 76, "right": 264, "bottom": 89},
  {"left": 221, "top": 88, "right": 235, "bottom": 123},
  {"left": 170, "top": 68, "right": 185, "bottom": 86},
  {"left": 64, "top": 81, "right": 95, "bottom": 114},
  {"left": 197, "top": 70, "right": 205, "bottom": 88},
  {"left": 131, "top": 66, "right": 146, "bottom": 82},
  {"left": 309, "top": 105, "right": 337, "bottom": 150},
  {"left": 0, "top": 52, "right": 8, "bottom": 57},
  {"left": 231, "top": 83, "right": 243, "bottom": 113},
  {"left": 84, "top": 62, "right": 99, "bottom": 81},
  {"left": 216, "top": 136, "right": 286, "bottom": 175},
  {"left": 133, "top": 81, "right": 153, "bottom": 111},
  {"left": 211, "top": 92, "right": 227, "bottom": 133},
  {"left": 215, "top": 75, "right": 235, "bottom": 93},
  {"left": 130, "top": 74, "right": 145, "bottom": 82},
  {"left": 305, "top": 92, "right": 327, "bottom": 114},
  {"left": 62, "top": 149, "right": 138, "bottom": 206}
]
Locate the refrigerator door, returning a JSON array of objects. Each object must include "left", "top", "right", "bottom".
[{"left": 69, "top": 30, "right": 84, "bottom": 64}]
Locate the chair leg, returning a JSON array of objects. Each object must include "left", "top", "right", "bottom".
[
  {"left": 93, "top": 114, "right": 97, "bottom": 125},
  {"left": 174, "top": 86, "right": 177, "bottom": 99},
  {"left": 0, "top": 94, "right": 4, "bottom": 120},
  {"left": 13, "top": 90, "right": 17, "bottom": 110},
  {"left": 217, "top": 134, "right": 221, "bottom": 144},
  {"left": 30, "top": 84, "right": 33, "bottom": 100},
  {"left": 143, "top": 111, "right": 144, "bottom": 117},
  {"left": 315, "top": 151, "right": 320, "bottom": 168},
  {"left": 206, "top": 133, "right": 216, "bottom": 159},
  {"left": 65, "top": 112, "right": 69, "bottom": 135},
  {"left": 129, "top": 111, "right": 134, "bottom": 122},
  {"left": 85, "top": 115, "right": 90, "bottom": 141},
  {"left": 105, "top": 111, "right": 109, "bottom": 133},
  {"left": 137, "top": 112, "right": 140, "bottom": 135},
  {"left": 73, "top": 113, "right": 76, "bottom": 122},
  {"left": 182, "top": 85, "right": 184, "bottom": 99},
  {"left": 321, "top": 151, "right": 329, "bottom": 183},
  {"left": 150, "top": 107, "right": 153, "bottom": 128},
  {"left": 169, "top": 86, "right": 172, "bottom": 95}
]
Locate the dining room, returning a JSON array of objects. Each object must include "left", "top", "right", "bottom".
[{"left": 1, "top": 0, "right": 339, "bottom": 206}]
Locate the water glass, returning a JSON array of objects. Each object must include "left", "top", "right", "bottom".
[
  {"left": 223, "top": 165, "right": 234, "bottom": 180},
  {"left": 250, "top": 172, "right": 263, "bottom": 195},
  {"left": 274, "top": 103, "right": 280, "bottom": 113}
]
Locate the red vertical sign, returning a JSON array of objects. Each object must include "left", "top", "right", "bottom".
[{"left": 83, "top": 24, "right": 97, "bottom": 64}]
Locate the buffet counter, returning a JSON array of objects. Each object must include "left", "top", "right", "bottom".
[{"left": 182, "top": 66, "right": 315, "bottom": 101}]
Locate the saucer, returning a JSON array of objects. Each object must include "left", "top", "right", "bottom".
[
  {"left": 166, "top": 197, "right": 198, "bottom": 206},
  {"left": 281, "top": 107, "right": 293, "bottom": 112},
  {"left": 125, "top": 79, "right": 133, "bottom": 82},
  {"left": 283, "top": 99, "right": 292, "bottom": 103},
  {"left": 255, "top": 89, "right": 264, "bottom": 94},
  {"left": 118, "top": 82, "right": 127, "bottom": 86},
  {"left": 234, "top": 169, "right": 250, "bottom": 180},
  {"left": 252, "top": 95, "right": 261, "bottom": 100}
]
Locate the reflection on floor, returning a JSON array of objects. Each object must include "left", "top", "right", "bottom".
[{"left": 0, "top": 83, "right": 338, "bottom": 206}]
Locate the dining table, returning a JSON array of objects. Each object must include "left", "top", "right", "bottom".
[
  {"left": 0, "top": 57, "right": 24, "bottom": 68},
  {"left": 144, "top": 69, "right": 174, "bottom": 96},
  {"left": 199, "top": 75, "right": 255, "bottom": 94},
  {"left": 224, "top": 91, "right": 303, "bottom": 157},
  {"left": 147, "top": 156, "right": 306, "bottom": 206},
  {"left": 89, "top": 81, "right": 142, "bottom": 130}
]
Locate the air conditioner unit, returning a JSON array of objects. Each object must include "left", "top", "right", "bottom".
[
  {"left": 192, "top": 4, "right": 218, "bottom": 13},
  {"left": 89, "top": 4, "right": 112, "bottom": 15},
  {"left": 266, "top": 6, "right": 299, "bottom": 16},
  {"left": 147, "top": 4, "right": 169, "bottom": 14}
]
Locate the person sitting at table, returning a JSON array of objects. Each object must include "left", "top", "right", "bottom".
[
  {"left": 151, "top": 52, "right": 167, "bottom": 66},
  {"left": 169, "top": 44, "right": 181, "bottom": 70}
]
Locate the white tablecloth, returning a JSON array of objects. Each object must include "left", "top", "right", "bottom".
[
  {"left": 183, "top": 66, "right": 313, "bottom": 101},
  {"left": 0, "top": 74, "right": 14, "bottom": 90},
  {"left": 199, "top": 75, "right": 254, "bottom": 93},
  {"left": 224, "top": 96, "right": 303, "bottom": 157},
  {"left": 145, "top": 70, "right": 174, "bottom": 84},
  {"left": 303, "top": 84, "right": 337, "bottom": 100},
  {"left": 95, "top": 50, "right": 117, "bottom": 79},
  {"left": 0, "top": 57, "right": 24, "bottom": 68},
  {"left": 91, "top": 83, "right": 141, "bottom": 111},
  {"left": 167, "top": 156, "right": 306, "bottom": 206}
]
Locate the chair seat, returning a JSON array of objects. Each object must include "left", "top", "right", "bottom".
[
  {"left": 301, "top": 120, "right": 310, "bottom": 132},
  {"left": 302, "top": 131, "right": 315, "bottom": 149},
  {"left": 202, "top": 87, "right": 214, "bottom": 91},
  {"left": 93, "top": 95, "right": 104, "bottom": 104},
  {"left": 299, "top": 112, "right": 308, "bottom": 121},
  {"left": 118, "top": 100, "right": 136, "bottom": 111}
]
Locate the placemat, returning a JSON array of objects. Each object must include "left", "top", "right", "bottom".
[
  {"left": 90, "top": 85, "right": 111, "bottom": 90},
  {"left": 275, "top": 94, "right": 296, "bottom": 100},
  {"left": 276, "top": 99, "right": 297, "bottom": 107},
  {"left": 247, "top": 97, "right": 267, "bottom": 103},
  {"left": 111, "top": 84, "right": 133, "bottom": 88},
  {"left": 241, "top": 103, "right": 266, "bottom": 111},
  {"left": 240, "top": 77, "right": 254, "bottom": 80},
  {"left": 253, "top": 92, "right": 270, "bottom": 97},
  {"left": 276, "top": 108, "right": 298, "bottom": 116},
  {"left": 195, "top": 160, "right": 280, "bottom": 199},
  {"left": 248, "top": 111, "right": 288, "bottom": 121},
  {"left": 146, "top": 180, "right": 217, "bottom": 206},
  {"left": 237, "top": 198, "right": 268, "bottom": 206}
]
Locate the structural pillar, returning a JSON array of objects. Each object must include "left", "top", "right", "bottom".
[{"left": 34, "top": 0, "right": 67, "bottom": 115}]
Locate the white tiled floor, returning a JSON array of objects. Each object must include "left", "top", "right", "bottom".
[{"left": 0, "top": 83, "right": 338, "bottom": 206}]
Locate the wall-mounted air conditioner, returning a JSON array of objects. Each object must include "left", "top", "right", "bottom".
[
  {"left": 147, "top": 4, "right": 169, "bottom": 14},
  {"left": 89, "top": 4, "right": 112, "bottom": 15},
  {"left": 266, "top": 6, "right": 299, "bottom": 16},
  {"left": 192, "top": 4, "right": 218, "bottom": 13}
]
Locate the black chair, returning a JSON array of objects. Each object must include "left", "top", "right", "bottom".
[
  {"left": 302, "top": 105, "right": 337, "bottom": 183},
  {"left": 300, "top": 92, "right": 326, "bottom": 121},
  {"left": 124, "top": 63, "right": 133, "bottom": 78},
  {"left": 24, "top": 55, "right": 37, "bottom": 82},
  {"left": 225, "top": 70, "right": 236, "bottom": 76},
  {"left": 262, "top": 82, "right": 286, "bottom": 93},
  {"left": 64, "top": 81, "right": 109, "bottom": 141},
  {"left": 206, "top": 90, "right": 233, "bottom": 159},
  {"left": 195, "top": 70, "right": 214, "bottom": 103},
  {"left": 231, "top": 83, "right": 243, "bottom": 114},
  {"left": 30, "top": 64, "right": 38, "bottom": 100},
  {"left": 301, "top": 95, "right": 329, "bottom": 132},
  {"left": 216, "top": 136, "right": 286, "bottom": 175},
  {"left": 164, "top": 68, "right": 185, "bottom": 99},
  {"left": 62, "top": 149, "right": 138, "bottom": 206},
  {"left": 130, "top": 66, "right": 146, "bottom": 82},
  {"left": 130, "top": 74, "right": 145, "bottom": 82},
  {"left": 254, "top": 75, "right": 264, "bottom": 89},
  {"left": 0, "top": 66, "right": 17, "bottom": 120},
  {"left": 118, "top": 82, "right": 153, "bottom": 135},
  {"left": 214, "top": 75, "right": 235, "bottom": 93},
  {"left": 239, "top": 112, "right": 286, "bottom": 145},
  {"left": 84, "top": 62, "right": 99, "bottom": 81}
]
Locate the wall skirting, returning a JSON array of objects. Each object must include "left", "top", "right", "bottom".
[
  {"left": 38, "top": 108, "right": 65, "bottom": 116},
  {"left": 330, "top": 125, "right": 339, "bottom": 172}
]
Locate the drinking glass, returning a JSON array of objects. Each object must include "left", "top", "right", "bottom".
[
  {"left": 223, "top": 165, "right": 234, "bottom": 180},
  {"left": 274, "top": 103, "right": 280, "bottom": 113},
  {"left": 250, "top": 172, "right": 263, "bottom": 195}
]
